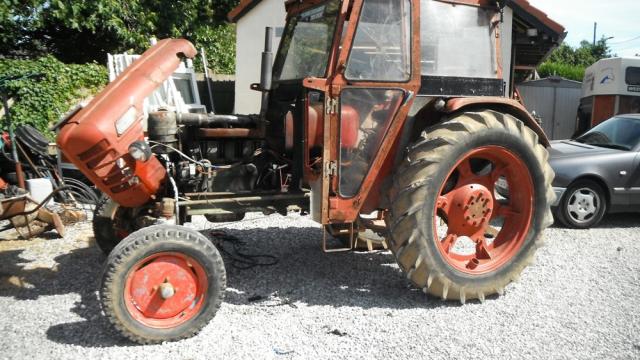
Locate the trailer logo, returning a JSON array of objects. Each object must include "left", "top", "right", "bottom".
[{"left": 600, "top": 68, "right": 615, "bottom": 84}]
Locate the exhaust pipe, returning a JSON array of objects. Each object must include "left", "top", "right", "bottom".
[
  {"left": 259, "top": 27, "right": 274, "bottom": 119},
  {"left": 149, "top": 111, "right": 257, "bottom": 128}
]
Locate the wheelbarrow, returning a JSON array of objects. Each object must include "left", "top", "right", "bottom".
[{"left": 0, "top": 194, "right": 65, "bottom": 239}]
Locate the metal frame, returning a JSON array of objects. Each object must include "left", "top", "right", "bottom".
[
  {"left": 320, "top": 0, "right": 422, "bottom": 223},
  {"left": 181, "top": 191, "right": 310, "bottom": 216}
]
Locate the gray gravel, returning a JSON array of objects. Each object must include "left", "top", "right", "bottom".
[{"left": 0, "top": 212, "right": 639, "bottom": 360}]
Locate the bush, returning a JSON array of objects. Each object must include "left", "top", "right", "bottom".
[
  {"left": 192, "top": 24, "right": 236, "bottom": 74},
  {"left": 0, "top": 56, "right": 107, "bottom": 138},
  {"left": 538, "top": 61, "right": 586, "bottom": 82}
]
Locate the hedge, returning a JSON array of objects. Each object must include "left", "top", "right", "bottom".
[
  {"left": 0, "top": 56, "right": 108, "bottom": 138},
  {"left": 537, "top": 61, "right": 586, "bottom": 82}
]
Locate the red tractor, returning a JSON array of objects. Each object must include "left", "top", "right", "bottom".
[{"left": 57, "top": 0, "right": 554, "bottom": 344}]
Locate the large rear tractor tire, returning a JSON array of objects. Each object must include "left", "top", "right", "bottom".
[
  {"left": 100, "top": 225, "right": 226, "bottom": 344},
  {"left": 387, "top": 110, "right": 555, "bottom": 303}
]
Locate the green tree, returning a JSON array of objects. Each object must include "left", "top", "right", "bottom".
[
  {"left": 0, "top": 0, "right": 239, "bottom": 73},
  {"left": 538, "top": 37, "right": 614, "bottom": 81}
]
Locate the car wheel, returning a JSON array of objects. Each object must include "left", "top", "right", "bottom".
[{"left": 558, "top": 180, "right": 607, "bottom": 229}]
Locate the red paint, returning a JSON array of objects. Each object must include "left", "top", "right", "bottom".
[
  {"left": 124, "top": 252, "right": 208, "bottom": 328},
  {"left": 591, "top": 95, "right": 616, "bottom": 127},
  {"left": 285, "top": 104, "right": 359, "bottom": 150},
  {"left": 1, "top": 132, "right": 9, "bottom": 147},
  {"left": 339, "top": 105, "right": 359, "bottom": 149},
  {"left": 446, "top": 97, "right": 550, "bottom": 147},
  {"left": 57, "top": 39, "right": 197, "bottom": 207},
  {"left": 434, "top": 146, "right": 534, "bottom": 275},
  {"left": 444, "top": 184, "right": 494, "bottom": 237}
]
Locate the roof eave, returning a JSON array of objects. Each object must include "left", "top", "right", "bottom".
[{"left": 228, "top": 0, "right": 262, "bottom": 23}]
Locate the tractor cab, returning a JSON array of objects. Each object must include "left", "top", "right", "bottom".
[{"left": 266, "top": 0, "right": 508, "bottom": 225}]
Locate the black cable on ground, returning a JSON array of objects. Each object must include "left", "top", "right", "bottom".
[{"left": 208, "top": 230, "right": 279, "bottom": 270}]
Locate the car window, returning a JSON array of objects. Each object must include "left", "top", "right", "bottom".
[{"left": 576, "top": 117, "right": 640, "bottom": 150}]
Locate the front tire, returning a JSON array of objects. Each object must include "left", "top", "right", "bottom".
[
  {"left": 93, "top": 196, "right": 130, "bottom": 254},
  {"left": 100, "top": 225, "right": 226, "bottom": 344},
  {"left": 387, "top": 110, "right": 555, "bottom": 303},
  {"left": 556, "top": 180, "right": 606, "bottom": 229}
]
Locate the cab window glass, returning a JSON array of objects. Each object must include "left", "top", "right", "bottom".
[
  {"left": 420, "top": 0, "right": 497, "bottom": 78},
  {"left": 345, "top": 0, "right": 411, "bottom": 81}
]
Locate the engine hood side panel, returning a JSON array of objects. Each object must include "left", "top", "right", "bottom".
[{"left": 57, "top": 39, "right": 197, "bottom": 207}]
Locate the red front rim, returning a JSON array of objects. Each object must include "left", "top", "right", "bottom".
[
  {"left": 434, "top": 146, "right": 534, "bottom": 275},
  {"left": 124, "top": 252, "right": 208, "bottom": 328}
]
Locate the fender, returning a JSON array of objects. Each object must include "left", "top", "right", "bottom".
[
  {"left": 363, "top": 96, "right": 551, "bottom": 212},
  {"left": 57, "top": 39, "right": 197, "bottom": 207},
  {"left": 445, "top": 97, "right": 551, "bottom": 147}
]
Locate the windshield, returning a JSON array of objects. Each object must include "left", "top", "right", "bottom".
[
  {"left": 273, "top": 0, "right": 341, "bottom": 81},
  {"left": 575, "top": 116, "right": 640, "bottom": 150}
]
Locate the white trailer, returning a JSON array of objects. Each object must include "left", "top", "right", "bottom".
[{"left": 578, "top": 57, "right": 640, "bottom": 134}]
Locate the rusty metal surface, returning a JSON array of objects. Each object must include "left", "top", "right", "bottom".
[
  {"left": 319, "top": 0, "right": 422, "bottom": 223},
  {"left": 0, "top": 196, "right": 30, "bottom": 220},
  {"left": 184, "top": 192, "right": 309, "bottom": 206},
  {"left": 445, "top": 96, "right": 551, "bottom": 147},
  {"left": 182, "top": 191, "right": 310, "bottom": 216},
  {"left": 57, "top": 39, "right": 197, "bottom": 208},
  {"left": 322, "top": 222, "right": 354, "bottom": 253},
  {"left": 1, "top": 196, "right": 65, "bottom": 239},
  {"left": 196, "top": 128, "right": 264, "bottom": 139}
]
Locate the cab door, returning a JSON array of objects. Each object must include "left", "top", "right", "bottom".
[{"left": 324, "top": 0, "right": 421, "bottom": 223}]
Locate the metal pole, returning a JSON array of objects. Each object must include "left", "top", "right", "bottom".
[
  {"left": 593, "top": 22, "right": 597, "bottom": 46},
  {"left": 200, "top": 48, "right": 216, "bottom": 114},
  {"left": 259, "top": 27, "right": 274, "bottom": 119}
]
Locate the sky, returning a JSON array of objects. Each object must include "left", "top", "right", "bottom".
[{"left": 528, "top": 0, "right": 640, "bottom": 57}]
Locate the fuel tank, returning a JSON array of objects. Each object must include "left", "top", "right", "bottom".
[{"left": 57, "top": 39, "right": 197, "bottom": 207}]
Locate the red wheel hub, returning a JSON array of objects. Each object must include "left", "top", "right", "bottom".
[
  {"left": 434, "top": 146, "right": 534, "bottom": 275},
  {"left": 125, "top": 252, "right": 208, "bottom": 328},
  {"left": 445, "top": 184, "right": 494, "bottom": 240}
]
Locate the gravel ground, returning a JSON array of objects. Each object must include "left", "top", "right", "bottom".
[{"left": 0, "top": 212, "right": 638, "bottom": 360}]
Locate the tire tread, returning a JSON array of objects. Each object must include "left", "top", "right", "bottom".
[{"left": 387, "top": 110, "right": 555, "bottom": 302}]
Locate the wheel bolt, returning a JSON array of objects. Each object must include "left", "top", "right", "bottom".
[
  {"left": 159, "top": 282, "right": 176, "bottom": 299},
  {"left": 467, "top": 258, "right": 480, "bottom": 270}
]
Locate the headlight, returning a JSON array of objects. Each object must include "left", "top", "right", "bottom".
[
  {"left": 128, "top": 140, "right": 152, "bottom": 162},
  {"left": 115, "top": 107, "right": 139, "bottom": 136}
]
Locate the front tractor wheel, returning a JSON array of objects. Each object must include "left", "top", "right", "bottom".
[
  {"left": 100, "top": 225, "right": 226, "bottom": 344},
  {"left": 93, "top": 196, "right": 131, "bottom": 254},
  {"left": 387, "top": 110, "right": 555, "bottom": 303}
]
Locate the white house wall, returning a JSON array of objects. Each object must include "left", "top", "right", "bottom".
[{"left": 234, "top": 0, "right": 286, "bottom": 114}]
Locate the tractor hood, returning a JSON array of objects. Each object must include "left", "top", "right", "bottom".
[{"left": 56, "top": 39, "right": 197, "bottom": 208}]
